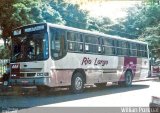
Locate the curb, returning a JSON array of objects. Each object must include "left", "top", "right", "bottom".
[{"left": 133, "top": 77, "right": 159, "bottom": 82}]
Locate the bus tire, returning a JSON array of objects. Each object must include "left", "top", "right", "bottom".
[
  {"left": 118, "top": 71, "right": 133, "bottom": 87},
  {"left": 124, "top": 71, "right": 133, "bottom": 87},
  {"left": 70, "top": 72, "right": 84, "bottom": 94},
  {"left": 95, "top": 83, "right": 106, "bottom": 88}
]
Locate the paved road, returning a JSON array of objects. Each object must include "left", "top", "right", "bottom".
[{"left": 0, "top": 79, "right": 159, "bottom": 109}]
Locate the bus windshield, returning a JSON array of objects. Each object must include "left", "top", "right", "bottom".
[{"left": 11, "top": 32, "right": 49, "bottom": 62}]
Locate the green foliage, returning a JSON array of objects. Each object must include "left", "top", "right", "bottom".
[
  {"left": 0, "top": 0, "right": 41, "bottom": 37},
  {"left": 0, "top": 0, "right": 90, "bottom": 39},
  {"left": 0, "top": 0, "right": 90, "bottom": 54},
  {"left": 48, "top": 0, "right": 89, "bottom": 29},
  {"left": 87, "top": 16, "right": 112, "bottom": 33},
  {"left": 121, "top": 3, "right": 160, "bottom": 58},
  {"left": 2, "top": 0, "right": 160, "bottom": 59},
  {"left": 0, "top": 45, "right": 10, "bottom": 59}
]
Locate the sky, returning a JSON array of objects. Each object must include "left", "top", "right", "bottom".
[{"left": 81, "top": 1, "right": 141, "bottom": 21}]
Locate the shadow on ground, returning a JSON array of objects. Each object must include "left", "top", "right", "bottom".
[{"left": 0, "top": 82, "right": 150, "bottom": 109}]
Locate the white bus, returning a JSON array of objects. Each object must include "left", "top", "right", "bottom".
[{"left": 10, "top": 23, "right": 149, "bottom": 93}]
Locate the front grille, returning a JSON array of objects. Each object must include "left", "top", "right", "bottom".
[
  {"left": 11, "top": 73, "right": 36, "bottom": 78},
  {"left": 27, "top": 73, "right": 36, "bottom": 77}
]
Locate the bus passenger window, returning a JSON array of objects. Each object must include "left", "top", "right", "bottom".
[
  {"left": 55, "top": 35, "right": 60, "bottom": 51},
  {"left": 50, "top": 28, "right": 66, "bottom": 60},
  {"left": 117, "top": 41, "right": 122, "bottom": 55},
  {"left": 98, "top": 46, "right": 101, "bottom": 52},
  {"left": 85, "top": 44, "right": 89, "bottom": 51},
  {"left": 85, "top": 35, "right": 100, "bottom": 54},
  {"left": 103, "top": 38, "right": 116, "bottom": 55},
  {"left": 79, "top": 43, "right": 83, "bottom": 51},
  {"left": 67, "top": 32, "right": 83, "bottom": 52}
]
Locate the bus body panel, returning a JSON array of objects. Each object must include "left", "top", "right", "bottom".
[{"left": 46, "top": 53, "right": 149, "bottom": 87}]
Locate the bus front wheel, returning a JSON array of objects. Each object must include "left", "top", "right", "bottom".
[{"left": 70, "top": 72, "right": 84, "bottom": 94}]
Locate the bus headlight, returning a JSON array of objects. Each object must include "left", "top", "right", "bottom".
[
  {"left": 11, "top": 74, "right": 16, "bottom": 77},
  {"left": 37, "top": 73, "right": 49, "bottom": 76},
  {"left": 37, "top": 73, "right": 43, "bottom": 76}
]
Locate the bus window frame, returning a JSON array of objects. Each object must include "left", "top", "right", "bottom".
[
  {"left": 50, "top": 28, "right": 67, "bottom": 60},
  {"left": 67, "top": 31, "right": 84, "bottom": 53},
  {"left": 84, "top": 34, "right": 102, "bottom": 55}
]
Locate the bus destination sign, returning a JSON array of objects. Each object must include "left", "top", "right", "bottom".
[
  {"left": 13, "top": 25, "right": 45, "bottom": 36},
  {"left": 24, "top": 25, "right": 45, "bottom": 33}
]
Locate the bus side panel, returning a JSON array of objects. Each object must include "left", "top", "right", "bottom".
[
  {"left": 48, "top": 69, "right": 73, "bottom": 87},
  {"left": 139, "top": 58, "right": 149, "bottom": 79},
  {"left": 133, "top": 58, "right": 142, "bottom": 80},
  {"left": 85, "top": 69, "right": 104, "bottom": 84},
  {"left": 102, "top": 56, "right": 124, "bottom": 82},
  {"left": 133, "top": 58, "right": 149, "bottom": 80},
  {"left": 117, "top": 57, "right": 125, "bottom": 81},
  {"left": 119, "top": 57, "right": 137, "bottom": 81}
]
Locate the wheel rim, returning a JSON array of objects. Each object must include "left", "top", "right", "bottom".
[
  {"left": 75, "top": 77, "right": 83, "bottom": 90},
  {"left": 126, "top": 72, "right": 132, "bottom": 85}
]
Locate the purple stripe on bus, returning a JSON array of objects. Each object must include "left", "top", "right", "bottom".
[{"left": 119, "top": 57, "right": 137, "bottom": 81}]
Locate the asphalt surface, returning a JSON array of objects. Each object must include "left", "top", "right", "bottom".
[{"left": 0, "top": 78, "right": 159, "bottom": 110}]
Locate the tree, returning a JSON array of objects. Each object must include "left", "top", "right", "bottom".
[
  {"left": 0, "top": 0, "right": 43, "bottom": 46},
  {"left": 0, "top": 45, "right": 10, "bottom": 59},
  {"left": 48, "top": 0, "right": 89, "bottom": 29},
  {"left": 121, "top": 3, "right": 160, "bottom": 57},
  {"left": 0, "top": 0, "right": 67, "bottom": 47},
  {"left": 87, "top": 16, "right": 112, "bottom": 33}
]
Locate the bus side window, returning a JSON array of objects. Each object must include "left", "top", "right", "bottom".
[
  {"left": 98, "top": 37, "right": 102, "bottom": 53},
  {"left": 137, "top": 44, "right": 141, "bottom": 57},
  {"left": 67, "top": 32, "right": 83, "bottom": 52},
  {"left": 78, "top": 34, "right": 83, "bottom": 51},
  {"left": 144, "top": 45, "right": 148, "bottom": 57},
  {"left": 55, "top": 32, "right": 61, "bottom": 51},
  {"left": 121, "top": 41, "right": 128, "bottom": 56},
  {"left": 130, "top": 43, "right": 137, "bottom": 57},
  {"left": 113, "top": 40, "right": 117, "bottom": 55},
  {"left": 103, "top": 38, "right": 115, "bottom": 56},
  {"left": 141, "top": 44, "right": 147, "bottom": 58},
  {"left": 50, "top": 28, "right": 66, "bottom": 60},
  {"left": 117, "top": 40, "right": 122, "bottom": 55},
  {"left": 85, "top": 35, "right": 100, "bottom": 54},
  {"left": 85, "top": 36, "right": 90, "bottom": 52}
]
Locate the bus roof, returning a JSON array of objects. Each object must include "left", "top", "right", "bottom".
[
  {"left": 14, "top": 22, "right": 147, "bottom": 45},
  {"left": 47, "top": 23, "right": 147, "bottom": 45}
]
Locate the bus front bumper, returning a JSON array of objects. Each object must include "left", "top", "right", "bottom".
[{"left": 9, "top": 77, "right": 50, "bottom": 86}]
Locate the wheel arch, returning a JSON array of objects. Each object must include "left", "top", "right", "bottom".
[{"left": 72, "top": 68, "right": 86, "bottom": 84}]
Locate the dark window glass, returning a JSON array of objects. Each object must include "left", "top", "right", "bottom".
[
  {"left": 67, "top": 32, "right": 83, "bottom": 52},
  {"left": 50, "top": 28, "right": 66, "bottom": 60},
  {"left": 103, "top": 38, "right": 116, "bottom": 55},
  {"left": 85, "top": 35, "right": 101, "bottom": 54},
  {"left": 130, "top": 43, "right": 137, "bottom": 56},
  {"left": 121, "top": 41, "right": 128, "bottom": 56},
  {"left": 117, "top": 40, "right": 122, "bottom": 55}
]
